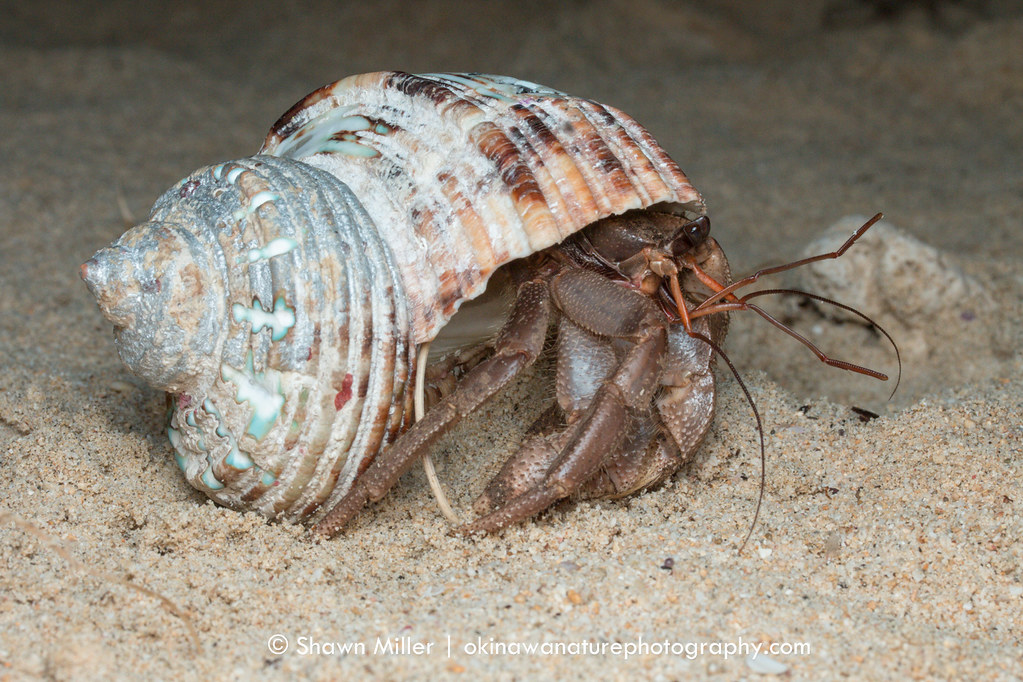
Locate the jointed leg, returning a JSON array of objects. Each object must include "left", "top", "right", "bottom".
[
  {"left": 462, "top": 268, "right": 670, "bottom": 533},
  {"left": 472, "top": 418, "right": 572, "bottom": 515},
  {"left": 574, "top": 417, "right": 683, "bottom": 500},
  {"left": 473, "top": 315, "right": 675, "bottom": 513},
  {"left": 461, "top": 381, "right": 636, "bottom": 533}
]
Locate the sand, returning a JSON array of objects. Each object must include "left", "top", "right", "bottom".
[{"left": 1, "top": 1, "right": 1021, "bottom": 679}]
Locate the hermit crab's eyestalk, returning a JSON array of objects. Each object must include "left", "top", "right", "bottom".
[
  {"left": 669, "top": 215, "right": 711, "bottom": 256},
  {"left": 80, "top": 221, "right": 225, "bottom": 394}
]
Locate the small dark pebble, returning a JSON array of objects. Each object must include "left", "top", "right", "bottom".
[
  {"left": 661, "top": 558, "right": 675, "bottom": 571},
  {"left": 851, "top": 406, "right": 880, "bottom": 422}
]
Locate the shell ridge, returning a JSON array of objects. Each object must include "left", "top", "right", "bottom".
[
  {"left": 309, "top": 170, "right": 410, "bottom": 513},
  {"left": 316, "top": 179, "right": 375, "bottom": 508},
  {"left": 547, "top": 99, "right": 634, "bottom": 218},
  {"left": 327, "top": 245, "right": 378, "bottom": 502},
  {"left": 200, "top": 164, "right": 264, "bottom": 508},
  {"left": 239, "top": 160, "right": 297, "bottom": 513},
  {"left": 501, "top": 114, "right": 569, "bottom": 243},
  {"left": 436, "top": 170, "right": 499, "bottom": 278},
  {"left": 280, "top": 188, "right": 368, "bottom": 517},
  {"left": 151, "top": 163, "right": 279, "bottom": 511},
  {"left": 595, "top": 103, "right": 705, "bottom": 212},
  {"left": 238, "top": 165, "right": 280, "bottom": 374},
  {"left": 382, "top": 90, "right": 490, "bottom": 313},
  {"left": 468, "top": 121, "right": 557, "bottom": 254},
  {"left": 569, "top": 100, "right": 660, "bottom": 208},
  {"left": 505, "top": 103, "right": 596, "bottom": 235},
  {"left": 334, "top": 189, "right": 411, "bottom": 504},
  {"left": 266, "top": 158, "right": 339, "bottom": 515}
]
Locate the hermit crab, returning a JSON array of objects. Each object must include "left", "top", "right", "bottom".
[{"left": 81, "top": 72, "right": 892, "bottom": 541}]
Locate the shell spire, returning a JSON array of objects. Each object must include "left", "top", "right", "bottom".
[{"left": 81, "top": 221, "right": 223, "bottom": 394}]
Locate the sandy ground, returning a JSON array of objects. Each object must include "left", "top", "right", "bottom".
[{"left": 1, "top": 1, "right": 1021, "bottom": 679}]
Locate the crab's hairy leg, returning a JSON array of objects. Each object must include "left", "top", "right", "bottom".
[
  {"left": 474, "top": 316, "right": 613, "bottom": 514},
  {"left": 472, "top": 426, "right": 571, "bottom": 515},
  {"left": 657, "top": 323, "right": 718, "bottom": 460},
  {"left": 581, "top": 323, "right": 719, "bottom": 502},
  {"left": 474, "top": 334, "right": 693, "bottom": 512},
  {"left": 576, "top": 424, "right": 683, "bottom": 500},
  {"left": 462, "top": 268, "right": 668, "bottom": 533},
  {"left": 314, "top": 278, "right": 551, "bottom": 538},
  {"left": 462, "top": 344, "right": 661, "bottom": 533},
  {"left": 554, "top": 316, "right": 617, "bottom": 420}
]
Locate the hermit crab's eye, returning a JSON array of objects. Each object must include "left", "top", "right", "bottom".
[
  {"left": 670, "top": 215, "right": 711, "bottom": 256},
  {"left": 685, "top": 216, "right": 710, "bottom": 243}
]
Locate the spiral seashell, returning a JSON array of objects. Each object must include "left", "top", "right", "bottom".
[{"left": 81, "top": 72, "right": 705, "bottom": 523}]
